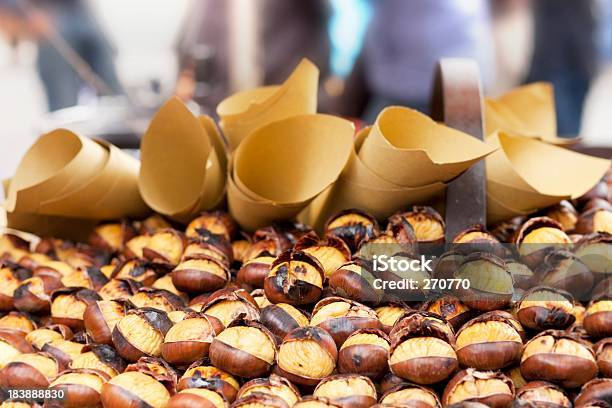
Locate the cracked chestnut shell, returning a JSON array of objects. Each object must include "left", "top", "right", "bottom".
[
  {"left": 100, "top": 370, "right": 172, "bottom": 408},
  {"left": 0, "top": 311, "right": 37, "bottom": 334},
  {"left": 198, "top": 288, "right": 260, "bottom": 327},
  {"left": 455, "top": 311, "right": 523, "bottom": 370},
  {"left": 310, "top": 296, "right": 381, "bottom": 346},
  {"left": 129, "top": 287, "right": 186, "bottom": 313},
  {"left": 379, "top": 382, "right": 441, "bottom": 408},
  {"left": 50, "top": 288, "right": 101, "bottom": 331},
  {"left": 40, "top": 338, "right": 84, "bottom": 367},
  {"left": 83, "top": 299, "right": 129, "bottom": 345},
  {"left": 182, "top": 234, "right": 232, "bottom": 267},
  {"left": 69, "top": 343, "right": 126, "bottom": 377},
  {"left": 293, "top": 397, "right": 343, "bottom": 408},
  {"left": 162, "top": 313, "right": 223, "bottom": 366},
  {"left": 178, "top": 362, "right": 239, "bottom": 402},
  {"left": 60, "top": 267, "right": 109, "bottom": 291},
  {"left": 515, "top": 381, "right": 572, "bottom": 408},
  {"left": 576, "top": 208, "right": 612, "bottom": 235},
  {"left": 545, "top": 201, "right": 578, "bottom": 232},
  {"left": 313, "top": 374, "right": 377, "bottom": 408},
  {"left": 237, "top": 374, "right": 300, "bottom": 407},
  {"left": 595, "top": 338, "right": 612, "bottom": 378},
  {"left": 388, "top": 311, "right": 457, "bottom": 385},
  {"left": 574, "top": 233, "right": 612, "bottom": 282},
  {"left": 125, "top": 356, "right": 178, "bottom": 394},
  {"left": 452, "top": 224, "right": 504, "bottom": 257},
  {"left": 329, "top": 259, "right": 384, "bottom": 304},
  {"left": 433, "top": 251, "right": 464, "bottom": 280},
  {"left": 209, "top": 320, "right": 276, "bottom": 378},
  {"left": 535, "top": 250, "right": 594, "bottom": 298},
  {"left": 111, "top": 307, "right": 173, "bottom": 362},
  {"left": 375, "top": 302, "right": 409, "bottom": 333},
  {"left": 442, "top": 369, "right": 515, "bottom": 408},
  {"left": 98, "top": 278, "right": 142, "bottom": 301},
  {"left": 232, "top": 393, "right": 288, "bottom": 408},
  {"left": 421, "top": 295, "right": 473, "bottom": 331},
  {"left": 260, "top": 303, "right": 309, "bottom": 341},
  {"left": 173, "top": 255, "right": 230, "bottom": 294},
  {"left": 142, "top": 228, "right": 186, "bottom": 266},
  {"left": 395, "top": 206, "right": 445, "bottom": 244},
  {"left": 516, "top": 286, "right": 576, "bottom": 330},
  {"left": 0, "top": 264, "right": 29, "bottom": 312},
  {"left": 237, "top": 254, "right": 276, "bottom": 290},
  {"left": 264, "top": 250, "right": 325, "bottom": 306},
  {"left": 506, "top": 261, "right": 534, "bottom": 291},
  {"left": 573, "top": 378, "right": 612, "bottom": 407},
  {"left": 13, "top": 276, "right": 54, "bottom": 314},
  {"left": 47, "top": 368, "right": 111, "bottom": 408},
  {"left": 338, "top": 328, "right": 389, "bottom": 378},
  {"left": 186, "top": 211, "right": 237, "bottom": 241},
  {"left": 583, "top": 295, "right": 612, "bottom": 338},
  {"left": 515, "top": 217, "right": 572, "bottom": 269},
  {"left": 167, "top": 388, "right": 229, "bottom": 408},
  {"left": 520, "top": 330, "right": 597, "bottom": 388},
  {"left": 455, "top": 253, "right": 513, "bottom": 311},
  {"left": 0, "top": 329, "right": 34, "bottom": 368},
  {"left": 0, "top": 352, "right": 60, "bottom": 388},
  {"left": 88, "top": 220, "right": 136, "bottom": 253},
  {"left": 324, "top": 209, "right": 380, "bottom": 253},
  {"left": 111, "top": 259, "right": 164, "bottom": 286},
  {"left": 275, "top": 326, "right": 337, "bottom": 386},
  {"left": 294, "top": 233, "right": 352, "bottom": 279}
]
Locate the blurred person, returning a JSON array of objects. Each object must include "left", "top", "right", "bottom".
[
  {"left": 526, "top": 0, "right": 597, "bottom": 136},
  {"left": 336, "top": 0, "right": 494, "bottom": 121},
  {"left": 176, "top": 0, "right": 331, "bottom": 114},
  {"left": 0, "top": 0, "right": 123, "bottom": 111}
]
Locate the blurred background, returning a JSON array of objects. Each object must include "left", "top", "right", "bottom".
[{"left": 0, "top": 0, "right": 611, "bottom": 182}]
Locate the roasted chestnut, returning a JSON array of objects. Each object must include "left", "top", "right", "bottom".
[
  {"left": 573, "top": 378, "right": 612, "bottom": 407},
  {"left": 455, "top": 311, "right": 523, "bottom": 370},
  {"left": 40, "top": 338, "right": 84, "bottom": 367},
  {"left": 379, "top": 382, "right": 441, "bottom": 408},
  {"left": 141, "top": 228, "right": 186, "bottom": 266},
  {"left": 0, "top": 352, "right": 60, "bottom": 388},
  {"left": 111, "top": 259, "right": 161, "bottom": 286},
  {"left": 198, "top": 288, "right": 260, "bottom": 326},
  {"left": 0, "top": 329, "right": 34, "bottom": 368},
  {"left": 167, "top": 388, "right": 228, "bottom": 408},
  {"left": 13, "top": 277, "right": 52, "bottom": 314},
  {"left": 260, "top": 303, "right": 309, "bottom": 341},
  {"left": 236, "top": 254, "right": 275, "bottom": 290},
  {"left": 152, "top": 274, "right": 187, "bottom": 299},
  {"left": 0, "top": 311, "right": 37, "bottom": 333},
  {"left": 505, "top": 365, "right": 527, "bottom": 389},
  {"left": 516, "top": 287, "right": 575, "bottom": 330},
  {"left": 442, "top": 369, "right": 515, "bottom": 408},
  {"left": 455, "top": 253, "right": 513, "bottom": 311},
  {"left": 209, "top": 320, "right": 276, "bottom": 378},
  {"left": 50, "top": 288, "right": 101, "bottom": 330},
  {"left": 521, "top": 330, "right": 597, "bottom": 388},
  {"left": 310, "top": 297, "right": 381, "bottom": 346},
  {"left": 161, "top": 313, "right": 223, "bottom": 365},
  {"left": 98, "top": 278, "right": 142, "bottom": 300},
  {"left": 178, "top": 362, "right": 239, "bottom": 402},
  {"left": 388, "top": 311, "right": 457, "bottom": 384},
  {"left": 83, "top": 300, "right": 127, "bottom": 346},
  {"left": 0, "top": 265, "right": 26, "bottom": 311},
  {"left": 535, "top": 250, "right": 594, "bottom": 298},
  {"left": 47, "top": 368, "right": 111, "bottom": 408},
  {"left": 576, "top": 208, "right": 612, "bottom": 235},
  {"left": 264, "top": 250, "right": 325, "bottom": 306},
  {"left": 61, "top": 267, "right": 109, "bottom": 291},
  {"left": 89, "top": 220, "right": 136, "bottom": 253},
  {"left": 515, "top": 217, "right": 572, "bottom": 269},
  {"left": 313, "top": 374, "right": 377, "bottom": 408},
  {"left": 375, "top": 303, "right": 409, "bottom": 333},
  {"left": 129, "top": 287, "right": 186, "bottom": 313},
  {"left": 237, "top": 374, "right": 300, "bottom": 407},
  {"left": 275, "top": 326, "right": 337, "bottom": 386},
  {"left": 252, "top": 289, "right": 273, "bottom": 309},
  {"left": 595, "top": 338, "right": 612, "bottom": 378},
  {"left": 324, "top": 209, "right": 380, "bottom": 252},
  {"left": 294, "top": 233, "right": 351, "bottom": 279},
  {"left": 583, "top": 295, "right": 612, "bottom": 338},
  {"left": 506, "top": 261, "right": 534, "bottom": 291},
  {"left": 112, "top": 307, "right": 173, "bottom": 362},
  {"left": 421, "top": 295, "right": 473, "bottom": 331},
  {"left": 182, "top": 236, "right": 231, "bottom": 267},
  {"left": 69, "top": 343, "right": 126, "bottom": 377},
  {"left": 231, "top": 393, "right": 288, "bottom": 408},
  {"left": 186, "top": 211, "right": 237, "bottom": 241},
  {"left": 338, "top": 328, "right": 389, "bottom": 378},
  {"left": 293, "top": 397, "right": 342, "bottom": 408},
  {"left": 232, "top": 238, "right": 251, "bottom": 264},
  {"left": 329, "top": 260, "right": 384, "bottom": 304},
  {"left": 515, "top": 381, "right": 572, "bottom": 408},
  {"left": 574, "top": 233, "right": 612, "bottom": 283},
  {"left": 172, "top": 255, "right": 230, "bottom": 294},
  {"left": 394, "top": 207, "right": 445, "bottom": 244},
  {"left": 100, "top": 370, "right": 172, "bottom": 408},
  {"left": 125, "top": 356, "right": 178, "bottom": 393},
  {"left": 433, "top": 251, "right": 465, "bottom": 280}
]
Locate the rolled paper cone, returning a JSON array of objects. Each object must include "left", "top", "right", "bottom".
[
  {"left": 487, "top": 193, "right": 533, "bottom": 226},
  {"left": 139, "top": 97, "right": 214, "bottom": 218},
  {"left": 198, "top": 115, "right": 229, "bottom": 171},
  {"left": 232, "top": 114, "right": 354, "bottom": 205},
  {"left": 488, "top": 179, "right": 566, "bottom": 212},
  {"left": 5, "top": 210, "right": 97, "bottom": 242},
  {"left": 7, "top": 129, "right": 108, "bottom": 213},
  {"left": 490, "top": 132, "right": 610, "bottom": 200},
  {"left": 217, "top": 58, "right": 319, "bottom": 151},
  {"left": 358, "top": 106, "right": 496, "bottom": 187}
]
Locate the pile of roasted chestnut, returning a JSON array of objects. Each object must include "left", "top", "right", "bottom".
[{"left": 0, "top": 178, "right": 610, "bottom": 408}]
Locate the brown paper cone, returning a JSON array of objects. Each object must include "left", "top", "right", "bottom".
[
  {"left": 485, "top": 82, "right": 578, "bottom": 144},
  {"left": 139, "top": 97, "right": 223, "bottom": 220},
  {"left": 217, "top": 58, "right": 319, "bottom": 151},
  {"left": 487, "top": 192, "right": 533, "bottom": 225},
  {"left": 6, "top": 129, "right": 108, "bottom": 213},
  {"left": 38, "top": 141, "right": 148, "bottom": 219},
  {"left": 487, "top": 179, "right": 566, "bottom": 211},
  {"left": 359, "top": 106, "right": 495, "bottom": 187}
]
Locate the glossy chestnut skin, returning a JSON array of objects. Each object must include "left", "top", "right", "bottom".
[
  {"left": 0, "top": 352, "right": 60, "bottom": 388},
  {"left": 516, "top": 286, "right": 576, "bottom": 331},
  {"left": 198, "top": 288, "right": 260, "bottom": 327},
  {"left": 442, "top": 369, "right": 515, "bottom": 408},
  {"left": 232, "top": 393, "right": 288, "bottom": 408},
  {"left": 328, "top": 259, "right": 384, "bottom": 305},
  {"left": 70, "top": 344, "right": 127, "bottom": 378},
  {"left": 161, "top": 313, "right": 223, "bottom": 366},
  {"left": 172, "top": 255, "right": 230, "bottom": 294},
  {"left": 50, "top": 288, "right": 101, "bottom": 331},
  {"left": 520, "top": 330, "right": 598, "bottom": 389},
  {"left": 167, "top": 388, "right": 229, "bottom": 408},
  {"left": 111, "top": 307, "right": 173, "bottom": 362},
  {"left": 178, "top": 362, "right": 239, "bottom": 402},
  {"left": 236, "top": 254, "right": 276, "bottom": 290},
  {"left": 294, "top": 233, "right": 352, "bottom": 280},
  {"left": 573, "top": 378, "right": 612, "bottom": 407},
  {"left": 100, "top": 370, "right": 172, "bottom": 408},
  {"left": 13, "top": 276, "right": 53, "bottom": 314},
  {"left": 275, "top": 326, "right": 338, "bottom": 386},
  {"left": 576, "top": 208, "right": 612, "bottom": 235},
  {"left": 310, "top": 296, "right": 382, "bottom": 346},
  {"left": 237, "top": 374, "right": 300, "bottom": 407},
  {"left": 0, "top": 328, "right": 35, "bottom": 368},
  {"left": 313, "top": 374, "right": 377, "bottom": 408},
  {"left": 515, "top": 381, "right": 572, "bottom": 408},
  {"left": 324, "top": 209, "right": 380, "bottom": 253},
  {"left": 379, "top": 382, "right": 441, "bottom": 408},
  {"left": 47, "top": 368, "right": 111, "bottom": 408},
  {"left": 455, "top": 252, "right": 513, "bottom": 311},
  {"left": 583, "top": 296, "right": 612, "bottom": 338},
  {"left": 515, "top": 217, "right": 573, "bottom": 269},
  {"left": 337, "top": 328, "right": 389, "bottom": 378},
  {"left": 209, "top": 320, "right": 277, "bottom": 378},
  {"left": 83, "top": 299, "right": 130, "bottom": 345},
  {"left": 264, "top": 250, "right": 325, "bottom": 306},
  {"left": 260, "top": 303, "right": 309, "bottom": 341},
  {"left": 455, "top": 311, "right": 523, "bottom": 370},
  {"left": 110, "top": 259, "right": 163, "bottom": 287},
  {"left": 595, "top": 338, "right": 612, "bottom": 378},
  {"left": 535, "top": 250, "right": 594, "bottom": 298}
]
